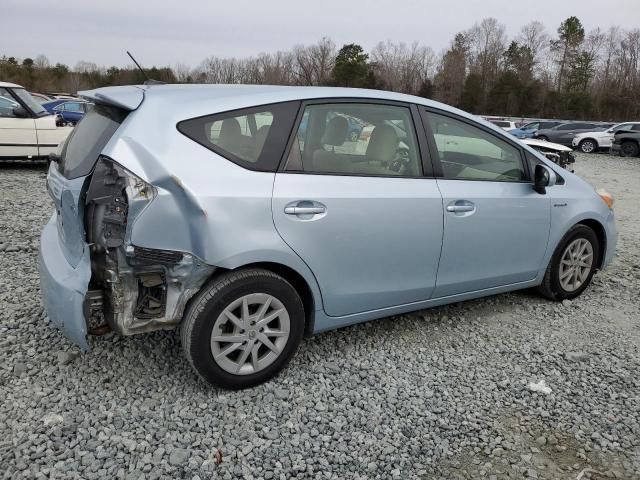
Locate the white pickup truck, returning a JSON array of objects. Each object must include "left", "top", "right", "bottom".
[{"left": 0, "top": 81, "right": 73, "bottom": 160}]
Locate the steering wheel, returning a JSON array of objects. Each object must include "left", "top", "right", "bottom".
[{"left": 389, "top": 148, "right": 413, "bottom": 174}]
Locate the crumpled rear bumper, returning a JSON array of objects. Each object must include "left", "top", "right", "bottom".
[{"left": 38, "top": 212, "right": 91, "bottom": 350}]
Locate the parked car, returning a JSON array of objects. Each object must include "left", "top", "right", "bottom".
[
  {"left": 29, "top": 92, "right": 54, "bottom": 103},
  {"left": 612, "top": 130, "right": 640, "bottom": 157},
  {"left": 53, "top": 101, "right": 93, "bottom": 125},
  {"left": 38, "top": 84, "right": 617, "bottom": 389},
  {"left": 488, "top": 119, "right": 518, "bottom": 130},
  {"left": 508, "top": 121, "right": 564, "bottom": 139},
  {"left": 0, "top": 81, "right": 73, "bottom": 160},
  {"left": 535, "top": 122, "right": 609, "bottom": 146},
  {"left": 522, "top": 138, "right": 575, "bottom": 171},
  {"left": 572, "top": 122, "right": 640, "bottom": 153}
]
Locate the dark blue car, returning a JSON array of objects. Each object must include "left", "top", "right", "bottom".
[{"left": 42, "top": 100, "right": 93, "bottom": 125}]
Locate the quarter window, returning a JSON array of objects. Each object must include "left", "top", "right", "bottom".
[
  {"left": 426, "top": 112, "right": 525, "bottom": 182},
  {"left": 177, "top": 102, "right": 299, "bottom": 172},
  {"left": 284, "top": 103, "right": 421, "bottom": 177}
]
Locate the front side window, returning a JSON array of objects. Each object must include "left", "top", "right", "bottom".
[
  {"left": 426, "top": 112, "right": 525, "bottom": 182},
  {"left": 522, "top": 122, "right": 540, "bottom": 131},
  {"left": 0, "top": 88, "right": 20, "bottom": 118},
  {"left": 284, "top": 103, "right": 421, "bottom": 177},
  {"left": 178, "top": 102, "right": 298, "bottom": 171}
]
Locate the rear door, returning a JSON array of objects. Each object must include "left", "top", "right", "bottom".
[
  {"left": 421, "top": 108, "right": 551, "bottom": 297},
  {"left": 0, "top": 87, "right": 38, "bottom": 158},
  {"left": 272, "top": 100, "right": 443, "bottom": 317}
]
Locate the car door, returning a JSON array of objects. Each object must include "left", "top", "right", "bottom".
[
  {"left": 272, "top": 100, "right": 443, "bottom": 317},
  {"left": 421, "top": 109, "right": 551, "bottom": 298},
  {"left": 0, "top": 87, "right": 38, "bottom": 159}
]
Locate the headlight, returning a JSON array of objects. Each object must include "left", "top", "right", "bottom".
[{"left": 596, "top": 188, "right": 614, "bottom": 209}]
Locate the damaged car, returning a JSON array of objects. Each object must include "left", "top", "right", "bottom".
[
  {"left": 39, "top": 85, "right": 617, "bottom": 389},
  {"left": 521, "top": 138, "right": 576, "bottom": 172}
]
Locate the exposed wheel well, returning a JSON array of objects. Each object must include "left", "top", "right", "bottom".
[
  {"left": 577, "top": 219, "right": 606, "bottom": 269},
  {"left": 210, "top": 262, "right": 316, "bottom": 336}
]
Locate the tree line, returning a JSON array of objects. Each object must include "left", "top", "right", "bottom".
[{"left": 2, "top": 16, "right": 639, "bottom": 121}]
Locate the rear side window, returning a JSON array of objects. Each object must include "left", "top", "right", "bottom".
[
  {"left": 177, "top": 102, "right": 299, "bottom": 171},
  {"left": 59, "top": 104, "right": 128, "bottom": 179}
]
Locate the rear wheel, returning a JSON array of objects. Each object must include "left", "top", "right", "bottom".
[
  {"left": 619, "top": 140, "right": 639, "bottom": 157},
  {"left": 579, "top": 139, "right": 597, "bottom": 153},
  {"left": 538, "top": 225, "right": 599, "bottom": 301},
  {"left": 181, "top": 268, "right": 305, "bottom": 389}
]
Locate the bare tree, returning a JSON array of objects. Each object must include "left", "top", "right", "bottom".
[{"left": 467, "top": 18, "right": 507, "bottom": 92}]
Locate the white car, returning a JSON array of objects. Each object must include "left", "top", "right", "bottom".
[
  {"left": 0, "top": 81, "right": 73, "bottom": 160},
  {"left": 572, "top": 121, "right": 640, "bottom": 153},
  {"left": 488, "top": 119, "right": 518, "bottom": 130}
]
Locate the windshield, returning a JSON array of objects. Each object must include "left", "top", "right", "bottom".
[{"left": 12, "top": 88, "right": 47, "bottom": 116}]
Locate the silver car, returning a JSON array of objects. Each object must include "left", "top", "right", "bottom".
[{"left": 38, "top": 85, "right": 617, "bottom": 389}]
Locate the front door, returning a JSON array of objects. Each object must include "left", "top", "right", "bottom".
[
  {"left": 273, "top": 101, "right": 443, "bottom": 317},
  {"left": 0, "top": 87, "right": 37, "bottom": 159},
  {"left": 422, "top": 109, "right": 551, "bottom": 298}
]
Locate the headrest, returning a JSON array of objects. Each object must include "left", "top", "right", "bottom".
[
  {"left": 366, "top": 124, "right": 399, "bottom": 162},
  {"left": 321, "top": 116, "right": 348, "bottom": 146}
]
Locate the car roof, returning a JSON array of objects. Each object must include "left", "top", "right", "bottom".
[
  {"left": 0, "top": 81, "right": 24, "bottom": 89},
  {"left": 79, "top": 84, "right": 481, "bottom": 123}
]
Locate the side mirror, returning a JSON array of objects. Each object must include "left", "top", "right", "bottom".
[
  {"left": 533, "top": 164, "right": 557, "bottom": 194},
  {"left": 12, "top": 106, "right": 29, "bottom": 118}
]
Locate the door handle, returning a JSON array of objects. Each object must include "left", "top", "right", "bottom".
[
  {"left": 284, "top": 205, "right": 326, "bottom": 215},
  {"left": 446, "top": 205, "right": 474, "bottom": 213}
]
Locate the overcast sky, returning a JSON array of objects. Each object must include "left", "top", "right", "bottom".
[{"left": 5, "top": 0, "right": 640, "bottom": 69}]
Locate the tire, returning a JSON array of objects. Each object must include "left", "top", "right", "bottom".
[
  {"left": 537, "top": 135, "right": 549, "bottom": 142},
  {"left": 181, "top": 268, "right": 305, "bottom": 389},
  {"left": 579, "top": 139, "right": 597, "bottom": 153},
  {"left": 619, "top": 140, "right": 639, "bottom": 157},
  {"left": 537, "top": 225, "right": 600, "bottom": 301}
]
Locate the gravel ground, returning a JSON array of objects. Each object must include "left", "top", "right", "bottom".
[{"left": 1, "top": 153, "right": 639, "bottom": 480}]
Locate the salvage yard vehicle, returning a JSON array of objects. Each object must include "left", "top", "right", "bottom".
[
  {"left": 521, "top": 138, "right": 575, "bottom": 172},
  {"left": 38, "top": 84, "right": 617, "bottom": 389},
  {"left": 572, "top": 122, "right": 640, "bottom": 153},
  {"left": 535, "top": 122, "right": 610, "bottom": 146},
  {"left": 612, "top": 129, "right": 640, "bottom": 157},
  {"left": 508, "top": 120, "right": 564, "bottom": 139},
  {"left": 0, "top": 81, "right": 73, "bottom": 160}
]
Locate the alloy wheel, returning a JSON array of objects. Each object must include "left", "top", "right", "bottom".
[
  {"left": 210, "top": 293, "right": 290, "bottom": 375},
  {"left": 558, "top": 238, "right": 594, "bottom": 292},
  {"left": 580, "top": 140, "right": 595, "bottom": 153}
]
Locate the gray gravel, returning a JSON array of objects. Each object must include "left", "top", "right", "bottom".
[{"left": 1, "top": 154, "right": 639, "bottom": 479}]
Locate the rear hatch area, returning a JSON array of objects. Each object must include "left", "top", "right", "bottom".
[{"left": 38, "top": 102, "right": 132, "bottom": 349}]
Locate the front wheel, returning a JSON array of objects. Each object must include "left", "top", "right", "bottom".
[
  {"left": 538, "top": 225, "right": 599, "bottom": 301},
  {"left": 537, "top": 135, "right": 549, "bottom": 142},
  {"left": 181, "top": 268, "right": 305, "bottom": 389}
]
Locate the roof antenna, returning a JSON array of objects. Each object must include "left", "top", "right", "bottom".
[{"left": 126, "top": 51, "right": 165, "bottom": 85}]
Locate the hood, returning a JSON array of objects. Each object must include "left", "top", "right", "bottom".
[{"left": 521, "top": 138, "right": 572, "bottom": 152}]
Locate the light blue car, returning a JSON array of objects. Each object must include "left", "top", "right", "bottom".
[
  {"left": 508, "top": 120, "right": 564, "bottom": 139},
  {"left": 38, "top": 85, "right": 617, "bottom": 389}
]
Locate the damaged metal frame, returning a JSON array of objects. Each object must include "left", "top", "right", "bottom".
[{"left": 82, "top": 157, "right": 215, "bottom": 337}]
